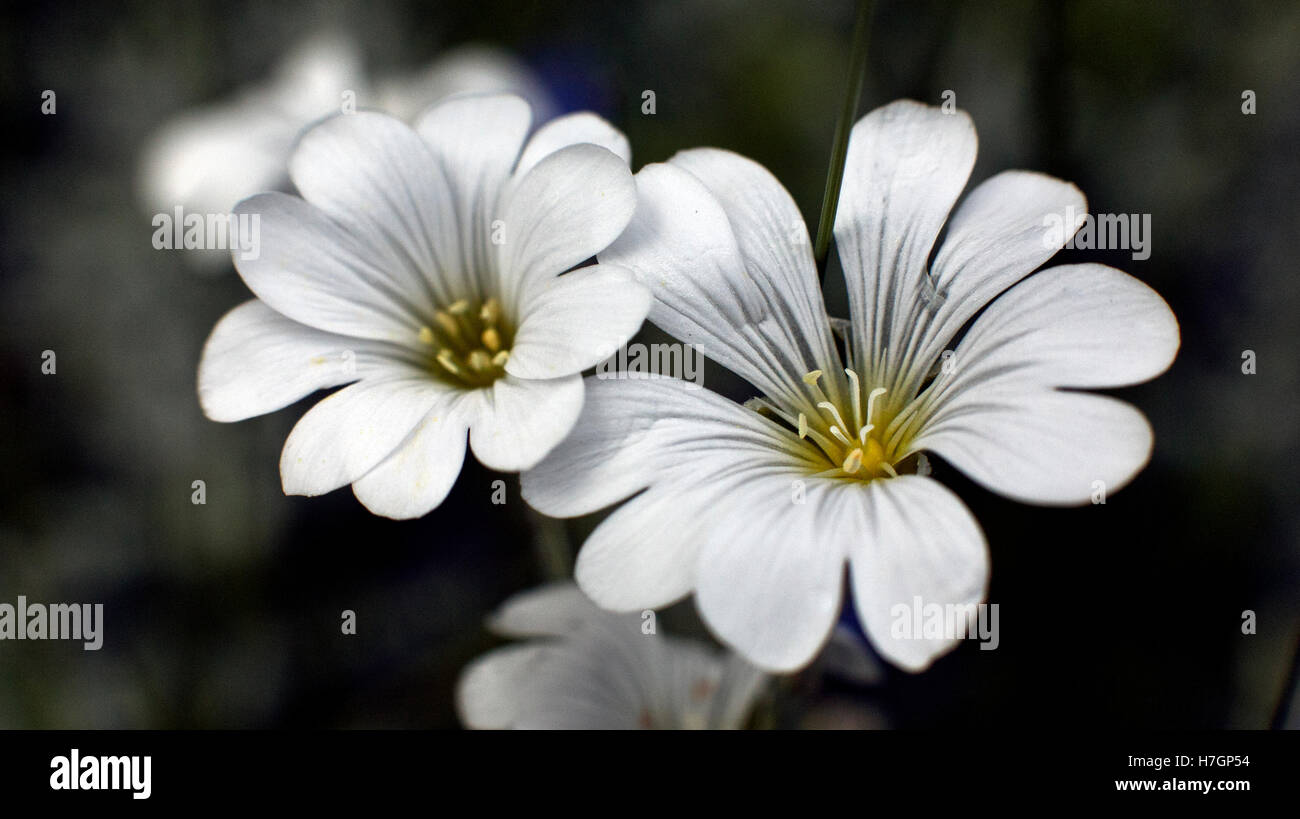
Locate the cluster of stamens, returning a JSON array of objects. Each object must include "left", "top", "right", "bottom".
[
  {"left": 417, "top": 297, "right": 511, "bottom": 387},
  {"left": 750, "top": 368, "right": 899, "bottom": 480}
]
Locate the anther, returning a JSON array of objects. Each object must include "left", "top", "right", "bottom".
[
  {"left": 436, "top": 349, "right": 462, "bottom": 375},
  {"left": 481, "top": 327, "right": 501, "bottom": 352},
  {"left": 842, "top": 448, "right": 864, "bottom": 475},
  {"left": 418, "top": 326, "right": 435, "bottom": 345},
  {"left": 433, "top": 311, "right": 460, "bottom": 342}
]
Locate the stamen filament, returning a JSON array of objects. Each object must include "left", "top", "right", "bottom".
[
  {"left": 817, "top": 401, "right": 850, "bottom": 435},
  {"left": 829, "top": 426, "right": 854, "bottom": 447},
  {"left": 845, "top": 368, "right": 864, "bottom": 432}
]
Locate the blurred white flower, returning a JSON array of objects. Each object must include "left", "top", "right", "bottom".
[
  {"left": 139, "top": 34, "right": 556, "bottom": 267},
  {"left": 523, "top": 99, "right": 1180, "bottom": 673},
  {"left": 198, "top": 94, "right": 649, "bottom": 519},
  {"left": 458, "top": 583, "right": 769, "bottom": 729}
]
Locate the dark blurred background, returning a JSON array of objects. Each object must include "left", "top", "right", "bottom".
[{"left": 1, "top": 0, "right": 1297, "bottom": 728}]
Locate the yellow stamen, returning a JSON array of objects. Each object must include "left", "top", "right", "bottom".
[
  {"left": 433, "top": 310, "right": 460, "bottom": 342},
  {"left": 491, "top": 350, "right": 510, "bottom": 367},
  {"left": 481, "top": 327, "right": 501, "bottom": 352},
  {"left": 842, "top": 448, "right": 864, "bottom": 474},
  {"left": 797, "top": 412, "right": 808, "bottom": 439},
  {"left": 417, "top": 326, "right": 435, "bottom": 345},
  {"left": 817, "top": 401, "right": 850, "bottom": 435},
  {"left": 845, "top": 368, "right": 864, "bottom": 432},
  {"left": 436, "top": 349, "right": 462, "bottom": 375}
]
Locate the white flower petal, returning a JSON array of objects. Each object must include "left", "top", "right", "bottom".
[
  {"left": 909, "top": 263, "right": 1179, "bottom": 504},
  {"left": 288, "top": 111, "right": 469, "bottom": 307},
  {"left": 414, "top": 93, "right": 532, "bottom": 285},
  {"left": 505, "top": 264, "right": 651, "bottom": 380},
  {"left": 233, "top": 192, "right": 426, "bottom": 343},
  {"left": 456, "top": 643, "right": 544, "bottom": 729},
  {"left": 498, "top": 143, "right": 637, "bottom": 310},
  {"left": 139, "top": 34, "right": 364, "bottom": 219},
  {"left": 487, "top": 582, "right": 601, "bottom": 638},
  {"left": 279, "top": 373, "right": 451, "bottom": 497},
  {"left": 512, "top": 634, "right": 646, "bottom": 729},
  {"left": 833, "top": 99, "right": 976, "bottom": 402},
  {"left": 847, "top": 475, "right": 989, "bottom": 672},
  {"left": 198, "top": 300, "right": 387, "bottom": 422},
  {"left": 694, "top": 478, "right": 848, "bottom": 672},
  {"left": 598, "top": 162, "right": 822, "bottom": 407},
  {"left": 917, "top": 390, "right": 1157, "bottom": 505},
  {"left": 669, "top": 148, "right": 840, "bottom": 371},
  {"left": 930, "top": 263, "right": 1180, "bottom": 394},
  {"left": 515, "top": 111, "right": 630, "bottom": 178},
  {"left": 521, "top": 377, "right": 800, "bottom": 518},
  {"left": 897, "top": 171, "right": 1088, "bottom": 397},
  {"left": 468, "top": 374, "right": 584, "bottom": 472},
  {"left": 574, "top": 485, "right": 715, "bottom": 612},
  {"left": 376, "top": 44, "right": 557, "bottom": 123},
  {"left": 139, "top": 103, "right": 291, "bottom": 219},
  {"left": 350, "top": 391, "right": 474, "bottom": 519}
]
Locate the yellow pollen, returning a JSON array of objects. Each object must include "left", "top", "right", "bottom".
[
  {"left": 842, "top": 448, "right": 864, "bottom": 474},
  {"left": 433, "top": 311, "right": 460, "bottom": 340},
  {"left": 421, "top": 297, "right": 513, "bottom": 387},
  {"left": 436, "top": 348, "right": 462, "bottom": 375}
]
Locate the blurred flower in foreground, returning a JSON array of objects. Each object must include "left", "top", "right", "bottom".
[
  {"left": 198, "top": 95, "right": 649, "bottom": 518},
  {"left": 139, "top": 34, "right": 556, "bottom": 267},
  {"left": 524, "top": 99, "right": 1180, "bottom": 673},
  {"left": 458, "top": 583, "right": 769, "bottom": 729}
]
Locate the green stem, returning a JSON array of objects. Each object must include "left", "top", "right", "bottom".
[{"left": 814, "top": 0, "right": 874, "bottom": 276}]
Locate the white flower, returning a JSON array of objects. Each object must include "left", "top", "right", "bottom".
[
  {"left": 198, "top": 93, "right": 650, "bottom": 519},
  {"left": 139, "top": 34, "right": 556, "bottom": 264},
  {"left": 522, "top": 99, "right": 1180, "bottom": 673},
  {"left": 457, "top": 583, "right": 769, "bottom": 729}
]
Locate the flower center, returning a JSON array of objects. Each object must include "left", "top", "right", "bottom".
[
  {"left": 416, "top": 296, "right": 513, "bottom": 388},
  {"left": 750, "top": 368, "right": 902, "bottom": 481}
]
